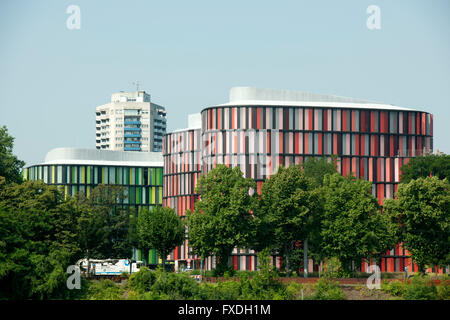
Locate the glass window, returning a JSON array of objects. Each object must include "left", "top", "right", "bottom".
[
  {"left": 343, "top": 134, "right": 351, "bottom": 155},
  {"left": 94, "top": 167, "right": 98, "bottom": 184},
  {"left": 371, "top": 111, "right": 379, "bottom": 132},
  {"left": 325, "top": 133, "right": 332, "bottom": 155},
  {"left": 317, "top": 133, "right": 322, "bottom": 154},
  {"left": 389, "top": 112, "right": 397, "bottom": 134},
  {"left": 351, "top": 134, "right": 356, "bottom": 155},
  {"left": 109, "top": 167, "right": 115, "bottom": 184},
  {"left": 305, "top": 108, "right": 312, "bottom": 130},
  {"left": 333, "top": 110, "right": 341, "bottom": 131},
  {"left": 342, "top": 110, "right": 350, "bottom": 131},
  {"left": 410, "top": 113, "right": 416, "bottom": 134},
  {"left": 57, "top": 166, "right": 63, "bottom": 184},
  {"left": 43, "top": 166, "right": 48, "bottom": 183},
  {"left": 314, "top": 109, "right": 322, "bottom": 131},
  {"left": 73, "top": 166, "right": 78, "bottom": 184}
]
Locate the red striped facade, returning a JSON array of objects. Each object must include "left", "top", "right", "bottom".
[{"left": 164, "top": 105, "right": 437, "bottom": 273}]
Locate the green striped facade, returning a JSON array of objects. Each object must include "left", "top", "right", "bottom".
[
  {"left": 22, "top": 164, "right": 164, "bottom": 265},
  {"left": 23, "top": 164, "right": 163, "bottom": 207}
]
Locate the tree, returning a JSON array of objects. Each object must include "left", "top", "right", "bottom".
[
  {"left": 301, "top": 156, "right": 339, "bottom": 271},
  {"left": 383, "top": 177, "right": 450, "bottom": 273},
  {"left": 0, "top": 125, "right": 25, "bottom": 184},
  {"left": 319, "top": 173, "right": 397, "bottom": 272},
  {"left": 137, "top": 206, "right": 184, "bottom": 271},
  {"left": 302, "top": 156, "right": 338, "bottom": 188},
  {"left": 187, "top": 165, "right": 256, "bottom": 275},
  {"left": 256, "top": 165, "right": 322, "bottom": 274},
  {"left": 185, "top": 208, "right": 213, "bottom": 276},
  {"left": 0, "top": 180, "right": 135, "bottom": 298},
  {"left": 73, "top": 185, "right": 136, "bottom": 260},
  {"left": 400, "top": 153, "right": 450, "bottom": 183},
  {"left": 0, "top": 180, "right": 80, "bottom": 299}
]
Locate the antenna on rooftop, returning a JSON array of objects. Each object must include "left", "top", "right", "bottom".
[{"left": 133, "top": 81, "right": 140, "bottom": 92}]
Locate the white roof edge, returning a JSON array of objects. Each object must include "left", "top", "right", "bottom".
[
  {"left": 230, "top": 86, "right": 378, "bottom": 104},
  {"left": 212, "top": 99, "right": 416, "bottom": 111},
  {"left": 170, "top": 127, "right": 201, "bottom": 134},
  {"left": 42, "top": 160, "right": 164, "bottom": 167},
  {"left": 36, "top": 147, "right": 163, "bottom": 167},
  {"left": 208, "top": 87, "right": 421, "bottom": 111}
]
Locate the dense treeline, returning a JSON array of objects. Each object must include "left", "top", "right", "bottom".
[{"left": 0, "top": 179, "right": 138, "bottom": 299}]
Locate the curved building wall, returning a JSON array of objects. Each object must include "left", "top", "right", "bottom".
[
  {"left": 201, "top": 106, "right": 433, "bottom": 202},
  {"left": 163, "top": 128, "right": 202, "bottom": 268},
  {"left": 200, "top": 105, "right": 434, "bottom": 272},
  {"left": 23, "top": 164, "right": 163, "bottom": 209},
  {"left": 23, "top": 162, "right": 164, "bottom": 264}
]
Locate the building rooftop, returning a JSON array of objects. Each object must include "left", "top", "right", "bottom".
[
  {"left": 170, "top": 113, "right": 202, "bottom": 134},
  {"left": 213, "top": 87, "right": 419, "bottom": 111},
  {"left": 42, "top": 148, "right": 163, "bottom": 167},
  {"left": 111, "top": 90, "right": 151, "bottom": 103}
]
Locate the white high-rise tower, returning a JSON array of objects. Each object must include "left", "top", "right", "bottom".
[{"left": 95, "top": 90, "right": 167, "bottom": 152}]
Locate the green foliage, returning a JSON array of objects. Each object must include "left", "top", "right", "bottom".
[
  {"left": 302, "top": 156, "right": 338, "bottom": 187},
  {"left": 73, "top": 185, "right": 136, "bottom": 260},
  {"left": 0, "top": 178, "right": 137, "bottom": 299},
  {"left": 381, "top": 277, "right": 443, "bottom": 300},
  {"left": 256, "top": 165, "right": 322, "bottom": 272},
  {"left": 312, "top": 278, "right": 346, "bottom": 300},
  {"left": 151, "top": 270, "right": 201, "bottom": 300},
  {"left": 403, "top": 276, "right": 437, "bottom": 300},
  {"left": 400, "top": 153, "right": 450, "bottom": 183},
  {"left": 436, "top": 282, "right": 450, "bottom": 300},
  {"left": 128, "top": 267, "right": 156, "bottom": 293},
  {"left": 285, "top": 282, "right": 304, "bottom": 300},
  {"left": 233, "top": 270, "right": 259, "bottom": 278},
  {"left": 256, "top": 248, "right": 277, "bottom": 279},
  {"left": 381, "top": 280, "right": 407, "bottom": 297},
  {"left": 321, "top": 257, "right": 353, "bottom": 278},
  {"left": 200, "top": 281, "right": 241, "bottom": 300},
  {"left": 129, "top": 268, "right": 201, "bottom": 300},
  {"left": 125, "top": 250, "right": 293, "bottom": 300},
  {"left": 0, "top": 181, "right": 81, "bottom": 299},
  {"left": 0, "top": 125, "right": 25, "bottom": 185},
  {"left": 384, "top": 177, "right": 450, "bottom": 272},
  {"left": 86, "top": 280, "right": 124, "bottom": 300},
  {"left": 232, "top": 248, "right": 288, "bottom": 300},
  {"left": 137, "top": 206, "right": 184, "bottom": 268},
  {"left": 0, "top": 179, "right": 62, "bottom": 212},
  {"left": 213, "top": 266, "right": 235, "bottom": 278},
  {"left": 187, "top": 165, "right": 257, "bottom": 275},
  {"left": 319, "top": 173, "right": 397, "bottom": 271}
]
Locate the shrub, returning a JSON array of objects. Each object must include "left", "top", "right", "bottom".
[
  {"left": 87, "top": 280, "right": 123, "bottom": 300},
  {"left": 313, "top": 278, "right": 346, "bottom": 300},
  {"left": 436, "top": 282, "right": 450, "bottom": 300},
  {"left": 188, "top": 269, "right": 201, "bottom": 275},
  {"left": 213, "top": 265, "right": 235, "bottom": 277},
  {"left": 204, "top": 270, "right": 215, "bottom": 277},
  {"left": 403, "top": 276, "right": 437, "bottom": 300},
  {"left": 321, "top": 257, "right": 352, "bottom": 278},
  {"left": 286, "top": 282, "right": 304, "bottom": 300},
  {"left": 238, "top": 263, "right": 288, "bottom": 300},
  {"left": 381, "top": 280, "right": 407, "bottom": 297},
  {"left": 128, "top": 268, "right": 202, "bottom": 300},
  {"left": 151, "top": 270, "right": 201, "bottom": 300},
  {"left": 205, "top": 281, "right": 241, "bottom": 300},
  {"left": 234, "top": 270, "right": 258, "bottom": 279},
  {"left": 128, "top": 267, "right": 156, "bottom": 293}
]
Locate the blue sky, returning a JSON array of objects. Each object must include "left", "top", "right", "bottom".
[{"left": 1, "top": 0, "right": 449, "bottom": 165}]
